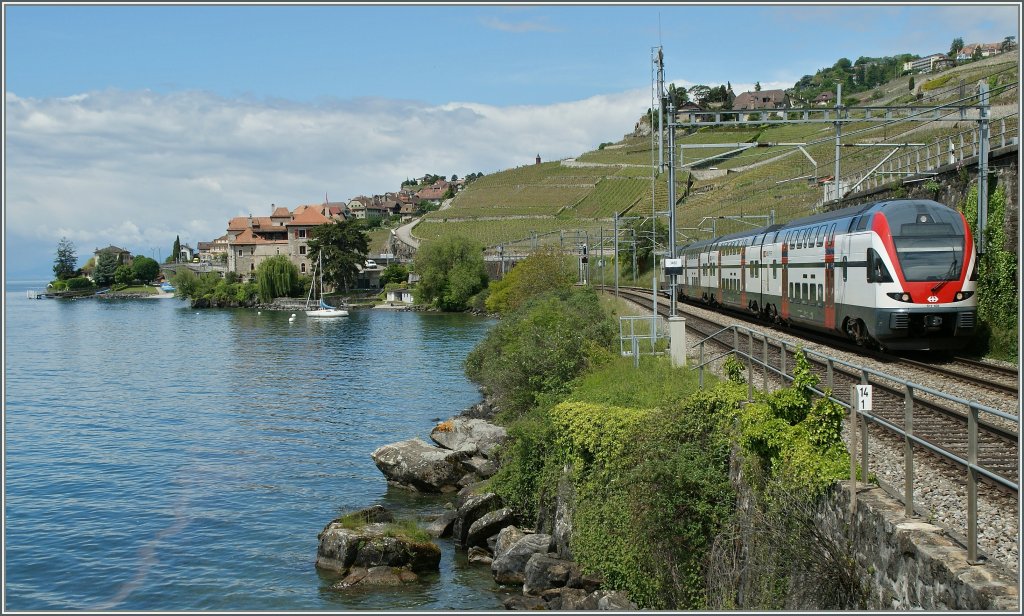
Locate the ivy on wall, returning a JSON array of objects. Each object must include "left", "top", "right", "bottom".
[{"left": 962, "top": 181, "right": 1018, "bottom": 361}]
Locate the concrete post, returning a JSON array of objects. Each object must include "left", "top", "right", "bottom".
[{"left": 669, "top": 316, "right": 687, "bottom": 368}]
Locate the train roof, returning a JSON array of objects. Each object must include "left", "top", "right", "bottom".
[{"left": 677, "top": 199, "right": 951, "bottom": 252}]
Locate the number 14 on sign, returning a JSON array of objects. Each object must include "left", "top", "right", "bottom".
[{"left": 855, "top": 385, "right": 873, "bottom": 411}]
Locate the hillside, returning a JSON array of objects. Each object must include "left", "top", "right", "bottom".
[{"left": 410, "top": 52, "right": 1017, "bottom": 255}]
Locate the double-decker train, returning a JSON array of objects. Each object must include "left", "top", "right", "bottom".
[{"left": 672, "top": 198, "right": 978, "bottom": 351}]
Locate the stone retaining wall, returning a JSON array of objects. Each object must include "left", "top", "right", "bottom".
[{"left": 822, "top": 481, "right": 1018, "bottom": 610}]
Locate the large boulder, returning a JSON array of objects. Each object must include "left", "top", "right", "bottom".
[
  {"left": 523, "top": 553, "right": 583, "bottom": 596},
  {"left": 316, "top": 513, "right": 441, "bottom": 575},
  {"left": 370, "top": 438, "right": 466, "bottom": 493},
  {"left": 465, "top": 507, "right": 516, "bottom": 549},
  {"left": 451, "top": 492, "right": 503, "bottom": 549},
  {"left": 429, "top": 418, "right": 508, "bottom": 458},
  {"left": 330, "top": 565, "right": 420, "bottom": 589},
  {"left": 424, "top": 509, "right": 458, "bottom": 538},
  {"left": 492, "top": 525, "right": 528, "bottom": 562},
  {"left": 492, "top": 532, "right": 552, "bottom": 586}
]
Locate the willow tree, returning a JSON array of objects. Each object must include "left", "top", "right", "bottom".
[{"left": 255, "top": 255, "right": 299, "bottom": 303}]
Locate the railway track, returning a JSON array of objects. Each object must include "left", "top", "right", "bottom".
[{"left": 604, "top": 285, "right": 1020, "bottom": 489}]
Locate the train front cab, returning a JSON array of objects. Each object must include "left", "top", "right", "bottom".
[{"left": 840, "top": 201, "right": 978, "bottom": 351}]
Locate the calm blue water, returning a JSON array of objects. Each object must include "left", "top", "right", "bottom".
[{"left": 3, "top": 280, "right": 508, "bottom": 611}]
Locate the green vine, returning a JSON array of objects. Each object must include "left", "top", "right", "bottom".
[{"left": 962, "top": 181, "right": 1018, "bottom": 361}]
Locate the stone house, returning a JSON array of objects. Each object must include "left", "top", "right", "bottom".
[
  {"left": 732, "top": 89, "right": 791, "bottom": 111},
  {"left": 93, "top": 245, "right": 133, "bottom": 267}
]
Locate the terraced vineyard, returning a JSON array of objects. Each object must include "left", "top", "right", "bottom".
[{"left": 409, "top": 53, "right": 1017, "bottom": 255}]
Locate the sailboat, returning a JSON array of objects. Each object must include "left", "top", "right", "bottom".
[{"left": 305, "top": 252, "right": 349, "bottom": 318}]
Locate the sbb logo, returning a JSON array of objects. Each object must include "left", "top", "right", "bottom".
[{"left": 927, "top": 296, "right": 939, "bottom": 303}]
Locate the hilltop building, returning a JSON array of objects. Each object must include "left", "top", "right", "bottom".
[{"left": 732, "top": 89, "right": 791, "bottom": 111}]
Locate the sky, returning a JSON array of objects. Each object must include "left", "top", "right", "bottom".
[{"left": 3, "top": 2, "right": 1020, "bottom": 279}]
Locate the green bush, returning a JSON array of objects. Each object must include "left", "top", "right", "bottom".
[
  {"left": 485, "top": 249, "right": 577, "bottom": 315},
  {"left": 64, "top": 276, "right": 95, "bottom": 291},
  {"left": 465, "top": 287, "right": 616, "bottom": 416}
]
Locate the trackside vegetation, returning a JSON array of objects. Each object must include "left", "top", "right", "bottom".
[
  {"left": 963, "top": 181, "right": 1018, "bottom": 361},
  {"left": 469, "top": 251, "right": 855, "bottom": 609}
]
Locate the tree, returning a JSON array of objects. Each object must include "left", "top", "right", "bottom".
[
  {"left": 53, "top": 237, "right": 78, "bottom": 280},
  {"left": 754, "top": 81, "right": 762, "bottom": 92},
  {"left": 972, "top": 46, "right": 983, "bottom": 61},
  {"left": 93, "top": 251, "right": 119, "bottom": 287},
  {"left": 413, "top": 235, "right": 488, "bottom": 311},
  {"left": 307, "top": 218, "right": 370, "bottom": 291},
  {"left": 450, "top": 174, "right": 459, "bottom": 182},
  {"left": 255, "top": 255, "right": 299, "bottom": 302},
  {"left": 688, "top": 84, "right": 711, "bottom": 105},
  {"left": 833, "top": 57, "right": 852, "bottom": 71},
  {"left": 171, "top": 236, "right": 181, "bottom": 264},
  {"left": 908, "top": 76, "right": 915, "bottom": 92},
  {"left": 485, "top": 249, "right": 577, "bottom": 315},
  {"left": 380, "top": 263, "right": 409, "bottom": 286},
  {"left": 114, "top": 264, "right": 135, "bottom": 286},
  {"left": 626, "top": 217, "right": 669, "bottom": 273},
  {"left": 132, "top": 256, "right": 160, "bottom": 283},
  {"left": 949, "top": 37, "right": 964, "bottom": 58},
  {"left": 1001, "top": 36, "right": 1016, "bottom": 51}
]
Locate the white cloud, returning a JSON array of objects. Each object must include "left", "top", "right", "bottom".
[{"left": 5, "top": 87, "right": 648, "bottom": 263}]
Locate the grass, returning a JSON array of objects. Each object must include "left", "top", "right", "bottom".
[
  {"left": 110, "top": 284, "right": 157, "bottom": 294},
  {"left": 568, "top": 353, "right": 710, "bottom": 414},
  {"left": 333, "top": 512, "right": 432, "bottom": 543}
]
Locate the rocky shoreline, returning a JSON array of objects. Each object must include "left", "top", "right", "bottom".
[{"left": 314, "top": 397, "right": 637, "bottom": 610}]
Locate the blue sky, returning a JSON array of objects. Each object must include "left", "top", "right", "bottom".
[{"left": 4, "top": 2, "right": 1019, "bottom": 279}]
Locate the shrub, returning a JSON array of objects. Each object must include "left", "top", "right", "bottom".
[
  {"left": 64, "top": 276, "right": 95, "bottom": 291},
  {"left": 465, "top": 287, "right": 616, "bottom": 416},
  {"left": 485, "top": 249, "right": 577, "bottom": 315}
]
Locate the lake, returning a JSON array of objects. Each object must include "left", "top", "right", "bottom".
[{"left": 3, "top": 281, "right": 508, "bottom": 610}]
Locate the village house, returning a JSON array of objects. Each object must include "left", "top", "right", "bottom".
[
  {"left": 347, "top": 196, "right": 392, "bottom": 221},
  {"left": 732, "top": 89, "right": 791, "bottom": 111},
  {"left": 416, "top": 179, "right": 449, "bottom": 205},
  {"left": 956, "top": 42, "right": 1003, "bottom": 62},
  {"left": 813, "top": 91, "right": 835, "bottom": 106},
  {"left": 93, "top": 245, "right": 133, "bottom": 267},
  {"left": 226, "top": 202, "right": 347, "bottom": 279},
  {"left": 197, "top": 233, "right": 231, "bottom": 264}
]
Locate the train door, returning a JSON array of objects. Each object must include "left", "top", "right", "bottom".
[
  {"left": 780, "top": 231, "right": 790, "bottom": 320},
  {"left": 836, "top": 226, "right": 850, "bottom": 312},
  {"left": 716, "top": 248, "right": 723, "bottom": 305},
  {"left": 824, "top": 223, "right": 837, "bottom": 330},
  {"left": 740, "top": 241, "right": 748, "bottom": 310}
]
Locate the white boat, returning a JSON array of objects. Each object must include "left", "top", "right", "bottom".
[{"left": 305, "top": 253, "right": 349, "bottom": 318}]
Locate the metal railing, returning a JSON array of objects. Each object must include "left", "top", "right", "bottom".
[
  {"left": 840, "top": 116, "right": 1018, "bottom": 197},
  {"left": 690, "top": 322, "right": 1019, "bottom": 564},
  {"left": 618, "top": 315, "right": 666, "bottom": 367}
]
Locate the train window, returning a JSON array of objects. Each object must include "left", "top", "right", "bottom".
[
  {"left": 841, "top": 256, "right": 848, "bottom": 282},
  {"left": 849, "top": 217, "right": 860, "bottom": 233},
  {"left": 788, "top": 282, "right": 793, "bottom": 298},
  {"left": 866, "top": 248, "right": 894, "bottom": 283},
  {"left": 816, "top": 226, "right": 825, "bottom": 247},
  {"left": 828, "top": 223, "right": 836, "bottom": 242},
  {"left": 857, "top": 214, "right": 872, "bottom": 231},
  {"left": 818, "top": 284, "right": 823, "bottom": 304},
  {"left": 803, "top": 283, "right": 809, "bottom": 301},
  {"left": 772, "top": 259, "right": 778, "bottom": 279}
]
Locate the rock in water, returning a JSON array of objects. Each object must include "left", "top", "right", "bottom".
[{"left": 370, "top": 438, "right": 466, "bottom": 493}]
